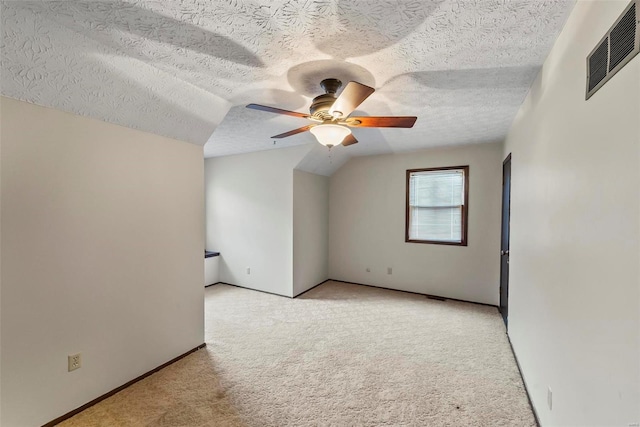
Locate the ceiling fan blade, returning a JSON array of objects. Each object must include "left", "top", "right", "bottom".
[
  {"left": 346, "top": 116, "right": 417, "bottom": 128},
  {"left": 341, "top": 133, "right": 358, "bottom": 147},
  {"left": 271, "top": 125, "right": 314, "bottom": 139},
  {"left": 247, "top": 103, "right": 309, "bottom": 119},
  {"left": 329, "top": 81, "right": 375, "bottom": 118}
]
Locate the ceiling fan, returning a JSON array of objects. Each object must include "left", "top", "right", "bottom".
[{"left": 246, "top": 78, "right": 417, "bottom": 148}]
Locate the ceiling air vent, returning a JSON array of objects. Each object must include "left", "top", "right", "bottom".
[{"left": 586, "top": 0, "right": 639, "bottom": 99}]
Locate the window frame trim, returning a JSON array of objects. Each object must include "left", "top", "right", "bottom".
[{"left": 405, "top": 165, "right": 469, "bottom": 246}]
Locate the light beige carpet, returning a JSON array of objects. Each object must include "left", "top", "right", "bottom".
[{"left": 59, "top": 281, "right": 535, "bottom": 426}]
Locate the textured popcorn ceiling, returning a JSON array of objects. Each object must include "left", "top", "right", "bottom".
[{"left": 1, "top": 0, "right": 575, "bottom": 172}]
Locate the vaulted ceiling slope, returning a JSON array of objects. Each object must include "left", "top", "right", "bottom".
[{"left": 1, "top": 0, "right": 574, "bottom": 159}]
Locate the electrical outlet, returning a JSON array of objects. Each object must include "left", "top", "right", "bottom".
[
  {"left": 68, "top": 353, "right": 81, "bottom": 372},
  {"left": 387, "top": 267, "right": 392, "bottom": 275},
  {"left": 547, "top": 387, "right": 552, "bottom": 411},
  {"left": 366, "top": 267, "right": 370, "bottom": 272},
  {"left": 246, "top": 267, "right": 251, "bottom": 275}
]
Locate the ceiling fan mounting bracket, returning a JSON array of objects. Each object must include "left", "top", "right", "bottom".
[{"left": 320, "top": 78, "right": 342, "bottom": 94}]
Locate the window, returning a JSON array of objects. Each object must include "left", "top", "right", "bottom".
[{"left": 406, "top": 166, "right": 469, "bottom": 246}]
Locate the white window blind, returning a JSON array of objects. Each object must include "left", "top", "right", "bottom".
[{"left": 408, "top": 168, "right": 466, "bottom": 243}]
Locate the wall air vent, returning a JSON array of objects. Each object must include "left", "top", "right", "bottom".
[
  {"left": 586, "top": 0, "right": 639, "bottom": 99},
  {"left": 588, "top": 38, "right": 609, "bottom": 92}
]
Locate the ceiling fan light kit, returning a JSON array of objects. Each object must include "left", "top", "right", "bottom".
[
  {"left": 247, "top": 78, "right": 417, "bottom": 149},
  {"left": 309, "top": 124, "right": 351, "bottom": 148}
]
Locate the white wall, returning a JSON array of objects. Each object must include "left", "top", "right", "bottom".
[
  {"left": 293, "top": 170, "right": 329, "bottom": 296},
  {"left": 205, "top": 145, "right": 312, "bottom": 297},
  {"left": 0, "top": 96, "right": 3, "bottom": 424},
  {"left": 503, "top": 1, "right": 640, "bottom": 425},
  {"left": 328, "top": 142, "right": 503, "bottom": 305},
  {"left": 0, "top": 97, "right": 205, "bottom": 426}
]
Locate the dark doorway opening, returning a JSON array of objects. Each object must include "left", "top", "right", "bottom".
[{"left": 500, "top": 154, "right": 512, "bottom": 326}]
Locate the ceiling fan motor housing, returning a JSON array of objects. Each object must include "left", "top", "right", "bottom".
[
  {"left": 310, "top": 78, "right": 343, "bottom": 119},
  {"left": 310, "top": 93, "right": 337, "bottom": 117}
]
